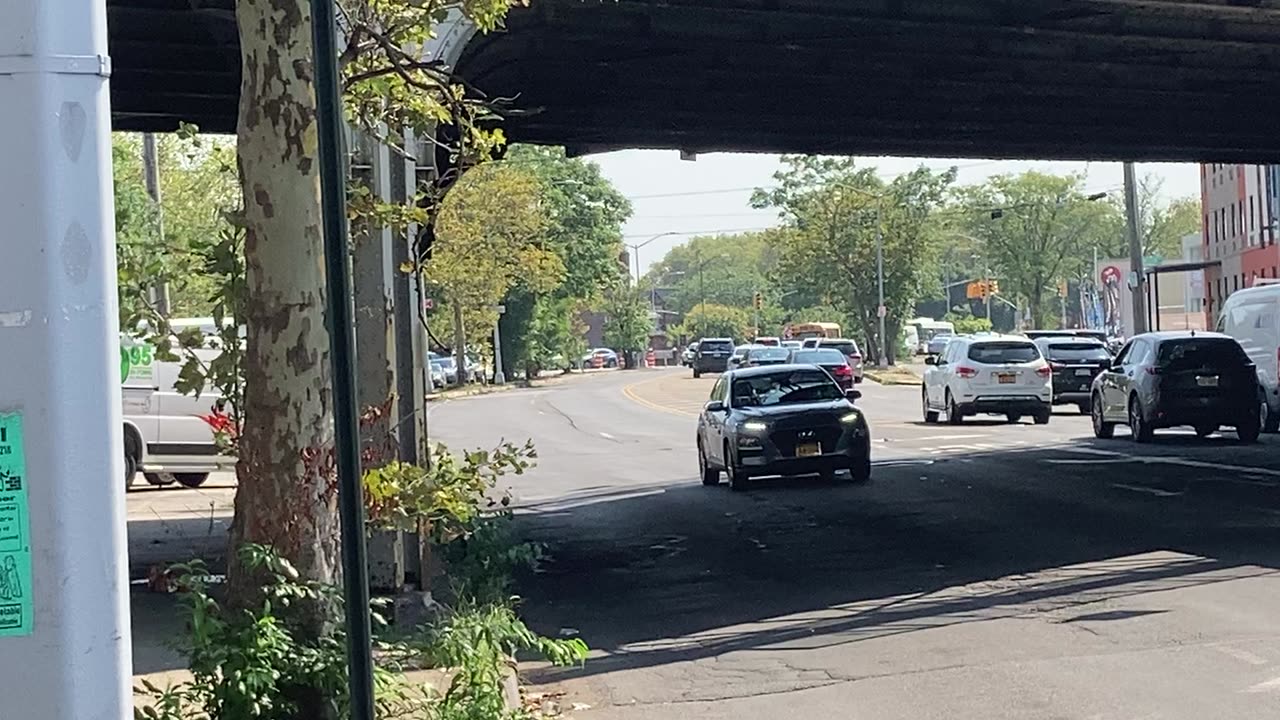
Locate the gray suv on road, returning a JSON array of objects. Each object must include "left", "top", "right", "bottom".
[{"left": 693, "top": 338, "right": 735, "bottom": 378}]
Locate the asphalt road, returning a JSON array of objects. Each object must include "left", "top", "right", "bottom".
[{"left": 430, "top": 367, "right": 1280, "bottom": 720}]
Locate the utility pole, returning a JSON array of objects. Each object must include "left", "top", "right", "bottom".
[
  {"left": 0, "top": 0, "right": 133, "bottom": 716},
  {"left": 1123, "top": 162, "right": 1147, "bottom": 335},
  {"left": 492, "top": 305, "right": 506, "bottom": 385},
  {"left": 452, "top": 301, "right": 467, "bottom": 385},
  {"left": 141, "top": 132, "right": 171, "bottom": 316}
]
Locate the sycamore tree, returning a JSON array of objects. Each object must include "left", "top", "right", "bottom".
[
  {"left": 958, "top": 172, "right": 1117, "bottom": 328},
  {"left": 753, "top": 156, "right": 956, "bottom": 364},
  {"left": 600, "top": 285, "right": 651, "bottom": 358},
  {"left": 228, "top": 0, "right": 521, "bottom": 677},
  {"left": 1090, "top": 173, "right": 1199, "bottom": 261}
]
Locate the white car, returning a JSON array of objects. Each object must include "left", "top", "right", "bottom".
[
  {"left": 921, "top": 334, "right": 1052, "bottom": 424},
  {"left": 1217, "top": 281, "right": 1280, "bottom": 431}
]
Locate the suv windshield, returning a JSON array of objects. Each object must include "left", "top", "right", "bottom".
[
  {"left": 1157, "top": 338, "right": 1249, "bottom": 370},
  {"left": 1045, "top": 343, "right": 1110, "bottom": 362},
  {"left": 748, "top": 347, "right": 790, "bottom": 361},
  {"left": 700, "top": 340, "right": 733, "bottom": 352},
  {"left": 791, "top": 349, "right": 846, "bottom": 364},
  {"left": 731, "top": 369, "right": 844, "bottom": 407},
  {"left": 968, "top": 342, "right": 1040, "bottom": 364}
]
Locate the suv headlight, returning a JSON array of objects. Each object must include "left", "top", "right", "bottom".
[
  {"left": 741, "top": 420, "right": 769, "bottom": 433},
  {"left": 840, "top": 411, "right": 861, "bottom": 424}
]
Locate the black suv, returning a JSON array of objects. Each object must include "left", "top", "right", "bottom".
[
  {"left": 1091, "top": 331, "right": 1260, "bottom": 442},
  {"left": 693, "top": 338, "right": 735, "bottom": 378},
  {"left": 1034, "top": 336, "right": 1112, "bottom": 414}
]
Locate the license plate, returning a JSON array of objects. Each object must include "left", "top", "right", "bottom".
[
  {"left": 1197, "top": 375, "right": 1219, "bottom": 387},
  {"left": 997, "top": 373, "right": 1016, "bottom": 384},
  {"left": 1075, "top": 368, "right": 1092, "bottom": 376},
  {"left": 795, "top": 442, "right": 821, "bottom": 457}
]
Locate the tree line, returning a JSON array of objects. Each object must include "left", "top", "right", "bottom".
[{"left": 646, "top": 156, "right": 1198, "bottom": 360}]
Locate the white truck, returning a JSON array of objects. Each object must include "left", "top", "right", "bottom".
[{"left": 121, "top": 324, "right": 236, "bottom": 490}]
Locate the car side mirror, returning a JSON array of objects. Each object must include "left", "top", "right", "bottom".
[
  {"left": 704, "top": 400, "right": 726, "bottom": 413},
  {"left": 845, "top": 388, "right": 862, "bottom": 402},
  {"left": 924, "top": 355, "right": 937, "bottom": 366}
]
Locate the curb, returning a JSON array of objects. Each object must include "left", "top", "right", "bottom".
[{"left": 863, "top": 368, "right": 922, "bottom": 386}]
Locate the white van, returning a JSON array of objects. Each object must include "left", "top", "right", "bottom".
[
  {"left": 1217, "top": 282, "right": 1280, "bottom": 431},
  {"left": 121, "top": 328, "right": 236, "bottom": 490}
]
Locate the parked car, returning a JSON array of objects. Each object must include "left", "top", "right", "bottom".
[
  {"left": 1091, "top": 331, "right": 1260, "bottom": 443},
  {"left": 429, "top": 360, "right": 448, "bottom": 389},
  {"left": 1034, "top": 336, "right": 1112, "bottom": 414},
  {"left": 799, "top": 338, "right": 864, "bottom": 383},
  {"left": 582, "top": 348, "right": 619, "bottom": 368},
  {"left": 693, "top": 338, "right": 735, "bottom": 378},
  {"left": 1217, "top": 282, "right": 1280, "bottom": 432},
  {"left": 682, "top": 340, "right": 701, "bottom": 367},
  {"left": 741, "top": 346, "right": 791, "bottom": 368},
  {"left": 696, "top": 365, "right": 870, "bottom": 490},
  {"left": 120, "top": 336, "right": 234, "bottom": 491},
  {"left": 787, "top": 347, "right": 855, "bottom": 389},
  {"left": 922, "top": 334, "right": 1052, "bottom": 424}
]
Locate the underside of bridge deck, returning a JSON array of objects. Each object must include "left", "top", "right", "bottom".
[{"left": 110, "top": 0, "right": 1280, "bottom": 161}]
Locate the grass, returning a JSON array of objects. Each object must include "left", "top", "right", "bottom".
[{"left": 863, "top": 366, "right": 922, "bottom": 386}]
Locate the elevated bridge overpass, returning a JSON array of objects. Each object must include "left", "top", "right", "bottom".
[{"left": 109, "top": 0, "right": 1280, "bottom": 161}]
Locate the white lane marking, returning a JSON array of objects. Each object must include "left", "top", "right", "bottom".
[
  {"left": 1215, "top": 645, "right": 1269, "bottom": 666},
  {"left": 911, "top": 433, "right": 991, "bottom": 441},
  {"left": 599, "top": 431, "right": 616, "bottom": 440},
  {"left": 1245, "top": 675, "right": 1280, "bottom": 693},
  {"left": 1060, "top": 446, "right": 1280, "bottom": 479},
  {"left": 1109, "top": 482, "right": 1182, "bottom": 497}
]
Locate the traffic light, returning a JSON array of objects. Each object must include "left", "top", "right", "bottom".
[
  {"left": 966, "top": 281, "right": 984, "bottom": 299},
  {"left": 753, "top": 291, "right": 763, "bottom": 310},
  {"left": 989, "top": 280, "right": 1000, "bottom": 295},
  {"left": 979, "top": 280, "right": 990, "bottom": 300}
]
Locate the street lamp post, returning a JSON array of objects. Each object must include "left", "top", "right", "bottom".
[{"left": 627, "top": 231, "right": 681, "bottom": 287}]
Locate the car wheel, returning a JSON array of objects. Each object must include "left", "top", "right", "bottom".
[
  {"left": 1005, "top": 413, "right": 1022, "bottom": 424},
  {"left": 1092, "top": 394, "right": 1115, "bottom": 439},
  {"left": 922, "top": 388, "right": 939, "bottom": 423},
  {"left": 1129, "top": 397, "right": 1153, "bottom": 443},
  {"left": 144, "top": 472, "right": 175, "bottom": 486},
  {"left": 693, "top": 369, "right": 701, "bottom": 379},
  {"left": 174, "top": 473, "right": 210, "bottom": 489},
  {"left": 699, "top": 442, "right": 720, "bottom": 486},
  {"left": 1077, "top": 400, "right": 1092, "bottom": 415},
  {"left": 1033, "top": 410, "right": 1051, "bottom": 425},
  {"left": 124, "top": 450, "right": 138, "bottom": 491},
  {"left": 847, "top": 457, "right": 871, "bottom": 484},
  {"left": 945, "top": 392, "right": 963, "bottom": 425},
  {"left": 725, "top": 442, "right": 749, "bottom": 492},
  {"left": 1238, "top": 415, "right": 1261, "bottom": 444},
  {"left": 1265, "top": 399, "right": 1280, "bottom": 433}
]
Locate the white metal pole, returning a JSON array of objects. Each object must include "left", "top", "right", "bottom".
[
  {"left": 493, "top": 312, "right": 506, "bottom": 385},
  {"left": 0, "top": 0, "right": 133, "bottom": 716}
]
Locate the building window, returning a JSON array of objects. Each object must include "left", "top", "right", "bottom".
[
  {"left": 1233, "top": 275, "right": 1239, "bottom": 292},
  {"left": 1251, "top": 196, "right": 1257, "bottom": 233}
]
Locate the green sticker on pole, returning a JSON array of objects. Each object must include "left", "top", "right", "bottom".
[{"left": 0, "top": 413, "right": 32, "bottom": 636}]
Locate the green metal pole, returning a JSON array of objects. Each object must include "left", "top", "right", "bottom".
[{"left": 309, "top": 0, "right": 375, "bottom": 717}]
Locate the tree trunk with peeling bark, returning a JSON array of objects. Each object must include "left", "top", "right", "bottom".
[{"left": 229, "top": 0, "right": 339, "bottom": 613}]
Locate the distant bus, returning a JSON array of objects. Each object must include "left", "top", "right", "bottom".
[{"left": 789, "top": 322, "right": 842, "bottom": 340}]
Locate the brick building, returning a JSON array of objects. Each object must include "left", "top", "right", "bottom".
[{"left": 1202, "top": 163, "right": 1279, "bottom": 323}]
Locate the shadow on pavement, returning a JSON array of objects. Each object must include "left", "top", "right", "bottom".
[{"left": 515, "top": 440, "right": 1280, "bottom": 684}]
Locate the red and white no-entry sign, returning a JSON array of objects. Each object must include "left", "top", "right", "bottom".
[{"left": 1100, "top": 265, "right": 1122, "bottom": 284}]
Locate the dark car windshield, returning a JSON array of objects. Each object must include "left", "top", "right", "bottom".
[
  {"left": 748, "top": 347, "right": 790, "bottom": 361},
  {"left": 700, "top": 340, "right": 733, "bottom": 352},
  {"left": 790, "top": 349, "right": 847, "bottom": 365},
  {"left": 968, "top": 342, "right": 1040, "bottom": 363},
  {"left": 731, "top": 369, "right": 844, "bottom": 407},
  {"left": 1157, "top": 338, "right": 1249, "bottom": 370},
  {"left": 1045, "top": 343, "right": 1110, "bottom": 362}
]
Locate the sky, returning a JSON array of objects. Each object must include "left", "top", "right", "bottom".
[{"left": 585, "top": 150, "right": 1202, "bottom": 278}]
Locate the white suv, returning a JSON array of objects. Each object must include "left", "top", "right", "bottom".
[{"left": 922, "top": 334, "right": 1052, "bottom": 424}]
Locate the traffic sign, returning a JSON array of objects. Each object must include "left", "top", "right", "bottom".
[
  {"left": 877, "top": 304, "right": 887, "bottom": 318},
  {"left": 1100, "top": 265, "right": 1122, "bottom": 284}
]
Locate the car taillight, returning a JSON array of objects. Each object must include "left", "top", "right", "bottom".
[
  {"left": 1050, "top": 362, "right": 1066, "bottom": 370},
  {"left": 1036, "top": 365, "right": 1052, "bottom": 378},
  {"left": 833, "top": 364, "right": 852, "bottom": 376},
  {"left": 956, "top": 366, "right": 978, "bottom": 378}
]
